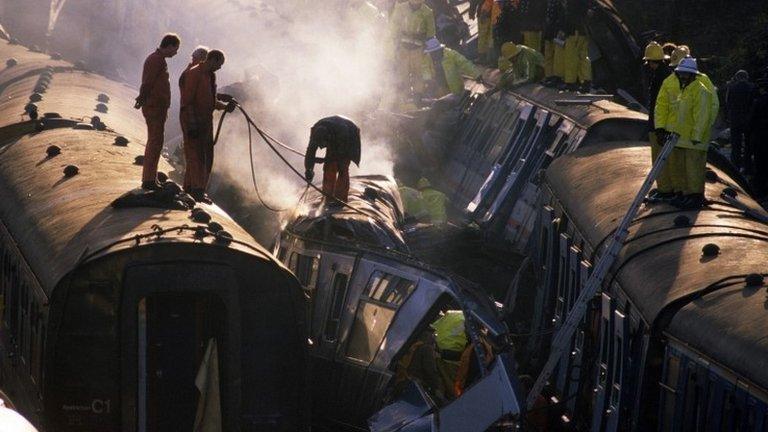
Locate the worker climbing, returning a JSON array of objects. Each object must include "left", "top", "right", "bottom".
[
  {"left": 488, "top": 42, "right": 544, "bottom": 95},
  {"left": 304, "top": 116, "right": 362, "bottom": 204}
]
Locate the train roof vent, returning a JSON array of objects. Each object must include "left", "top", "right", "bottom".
[
  {"left": 63, "top": 165, "right": 79, "bottom": 177},
  {"left": 722, "top": 187, "right": 738, "bottom": 198},
  {"left": 43, "top": 112, "right": 61, "bottom": 119},
  {"left": 90, "top": 116, "right": 106, "bottom": 131},
  {"left": 157, "top": 171, "right": 168, "bottom": 183},
  {"left": 97, "top": 93, "right": 110, "bottom": 103},
  {"left": 215, "top": 230, "right": 233, "bottom": 245},
  {"left": 134, "top": 155, "right": 144, "bottom": 166},
  {"left": 673, "top": 215, "right": 691, "bottom": 227},
  {"left": 114, "top": 136, "right": 129, "bottom": 146},
  {"left": 95, "top": 103, "right": 108, "bottom": 114},
  {"left": 704, "top": 169, "right": 719, "bottom": 183},
  {"left": 46, "top": 145, "right": 61, "bottom": 158},
  {"left": 208, "top": 221, "right": 224, "bottom": 233},
  {"left": 33, "top": 83, "right": 47, "bottom": 93},
  {"left": 745, "top": 273, "right": 764, "bottom": 287},
  {"left": 29, "top": 93, "right": 43, "bottom": 102},
  {"left": 50, "top": 52, "right": 62, "bottom": 60},
  {"left": 702, "top": 243, "right": 720, "bottom": 258},
  {"left": 6, "top": 58, "right": 17, "bottom": 67},
  {"left": 191, "top": 208, "right": 212, "bottom": 224}
]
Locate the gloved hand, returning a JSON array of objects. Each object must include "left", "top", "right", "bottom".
[
  {"left": 225, "top": 100, "right": 238, "bottom": 113},
  {"left": 305, "top": 169, "right": 314, "bottom": 182},
  {"left": 188, "top": 121, "right": 201, "bottom": 139}
]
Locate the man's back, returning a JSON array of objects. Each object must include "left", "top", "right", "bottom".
[{"left": 727, "top": 80, "right": 756, "bottom": 123}]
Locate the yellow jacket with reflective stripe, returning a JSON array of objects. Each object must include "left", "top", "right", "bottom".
[
  {"left": 419, "top": 187, "right": 449, "bottom": 223},
  {"left": 431, "top": 310, "right": 467, "bottom": 352},
  {"left": 670, "top": 79, "right": 717, "bottom": 151},
  {"left": 654, "top": 72, "right": 718, "bottom": 133},
  {"left": 422, "top": 48, "right": 480, "bottom": 96},
  {"left": 498, "top": 46, "right": 545, "bottom": 85},
  {"left": 389, "top": 2, "right": 436, "bottom": 45}
]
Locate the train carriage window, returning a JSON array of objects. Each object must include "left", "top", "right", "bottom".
[
  {"left": 324, "top": 272, "right": 350, "bottom": 343},
  {"left": 289, "top": 252, "right": 320, "bottom": 290},
  {"left": 346, "top": 271, "right": 416, "bottom": 364},
  {"left": 660, "top": 353, "right": 681, "bottom": 432}
]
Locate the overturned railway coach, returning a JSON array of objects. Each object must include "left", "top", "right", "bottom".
[
  {"left": 529, "top": 141, "right": 768, "bottom": 431},
  {"left": 0, "top": 38, "right": 308, "bottom": 431},
  {"left": 276, "top": 176, "right": 523, "bottom": 431},
  {"left": 442, "top": 73, "right": 648, "bottom": 251}
]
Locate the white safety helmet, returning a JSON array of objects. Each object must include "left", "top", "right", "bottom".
[{"left": 674, "top": 56, "right": 699, "bottom": 74}]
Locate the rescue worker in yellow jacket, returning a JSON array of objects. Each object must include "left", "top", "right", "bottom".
[
  {"left": 468, "top": 0, "right": 502, "bottom": 64},
  {"left": 664, "top": 57, "right": 718, "bottom": 209},
  {"left": 495, "top": 42, "right": 545, "bottom": 91},
  {"left": 389, "top": 0, "right": 436, "bottom": 95},
  {"left": 422, "top": 37, "right": 481, "bottom": 97},
  {"left": 399, "top": 184, "right": 429, "bottom": 222},
  {"left": 417, "top": 177, "right": 449, "bottom": 224},
  {"left": 654, "top": 47, "right": 718, "bottom": 204},
  {"left": 431, "top": 310, "right": 468, "bottom": 398}
]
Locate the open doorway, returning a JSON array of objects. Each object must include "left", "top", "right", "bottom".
[{"left": 136, "top": 293, "right": 225, "bottom": 432}]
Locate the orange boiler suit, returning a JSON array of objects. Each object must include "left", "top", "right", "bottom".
[
  {"left": 180, "top": 64, "right": 223, "bottom": 192},
  {"left": 137, "top": 49, "right": 171, "bottom": 183},
  {"left": 304, "top": 116, "right": 361, "bottom": 202}
]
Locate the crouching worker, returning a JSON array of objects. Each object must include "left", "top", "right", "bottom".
[
  {"left": 304, "top": 116, "right": 361, "bottom": 204},
  {"left": 180, "top": 49, "right": 236, "bottom": 203}
]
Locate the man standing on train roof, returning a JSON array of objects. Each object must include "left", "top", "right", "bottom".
[
  {"left": 179, "top": 46, "right": 209, "bottom": 89},
  {"left": 642, "top": 41, "right": 673, "bottom": 202},
  {"left": 666, "top": 57, "right": 718, "bottom": 209},
  {"left": 180, "top": 50, "right": 236, "bottom": 204},
  {"left": 134, "top": 33, "right": 180, "bottom": 191},
  {"left": 422, "top": 37, "right": 481, "bottom": 98},
  {"left": 304, "top": 116, "right": 362, "bottom": 204},
  {"left": 389, "top": 0, "right": 436, "bottom": 96},
  {"left": 654, "top": 46, "right": 718, "bottom": 205}
]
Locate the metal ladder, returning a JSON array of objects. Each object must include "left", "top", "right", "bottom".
[{"left": 525, "top": 134, "right": 679, "bottom": 409}]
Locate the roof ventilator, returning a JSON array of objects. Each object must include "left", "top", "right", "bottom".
[
  {"left": 97, "top": 93, "right": 110, "bottom": 103},
  {"left": 90, "top": 116, "right": 106, "bottom": 131},
  {"left": 208, "top": 221, "right": 224, "bottom": 233},
  {"left": 95, "top": 103, "right": 108, "bottom": 114},
  {"left": 134, "top": 155, "right": 144, "bottom": 166},
  {"left": 43, "top": 112, "right": 61, "bottom": 119},
  {"left": 114, "top": 136, "right": 129, "bottom": 146},
  {"left": 673, "top": 215, "right": 691, "bottom": 227},
  {"left": 702, "top": 243, "right": 720, "bottom": 258},
  {"left": 72, "top": 123, "right": 94, "bottom": 130},
  {"left": 6, "top": 58, "right": 17, "bottom": 67},
  {"left": 745, "top": 273, "right": 764, "bottom": 288},
  {"left": 157, "top": 171, "right": 168, "bottom": 183},
  {"left": 704, "top": 169, "right": 719, "bottom": 183},
  {"left": 29, "top": 93, "right": 43, "bottom": 102},
  {"left": 24, "top": 103, "right": 38, "bottom": 120},
  {"left": 215, "top": 230, "right": 233, "bottom": 245},
  {"left": 191, "top": 208, "right": 212, "bottom": 224},
  {"left": 63, "top": 165, "right": 79, "bottom": 177},
  {"left": 46, "top": 145, "right": 61, "bottom": 158},
  {"left": 33, "top": 83, "right": 47, "bottom": 93},
  {"left": 721, "top": 187, "right": 738, "bottom": 198}
]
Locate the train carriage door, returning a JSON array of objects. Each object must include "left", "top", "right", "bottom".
[
  {"left": 527, "top": 208, "right": 559, "bottom": 360},
  {"left": 555, "top": 243, "right": 579, "bottom": 397},
  {"left": 566, "top": 259, "right": 592, "bottom": 414},
  {"left": 122, "top": 265, "right": 236, "bottom": 432},
  {"left": 591, "top": 293, "right": 615, "bottom": 432},
  {"left": 605, "top": 309, "right": 629, "bottom": 432}
]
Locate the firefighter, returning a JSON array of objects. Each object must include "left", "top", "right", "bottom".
[
  {"left": 417, "top": 177, "right": 448, "bottom": 224},
  {"left": 399, "top": 183, "right": 429, "bottom": 222},
  {"left": 497, "top": 42, "right": 545, "bottom": 86},
  {"left": 430, "top": 310, "right": 468, "bottom": 399},
  {"left": 654, "top": 47, "right": 718, "bottom": 203},
  {"left": 642, "top": 41, "right": 674, "bottom": 202},
  {"left": 304, "top": 116, "right": 362, "bottom": 203},
  {"left": 667, "top": 57, "right": 718, "bottom": 209},
  {"left": 422, "top": 37, "right": 481, "bottom": 97},
  {"left": 393, "top": 328, "right": 447, "bottom": 402},
  {"left": 389, "top": 0, "right": 436, "bottom": 96},
  {"left": 468, "top": 0, "right": 500, "bottom": 64},
  {"left": 134, "top": 33, "right": 180, "bottom": 191},
  {"left": 180, "top": 50, "right": 235, "bottom": 203}
]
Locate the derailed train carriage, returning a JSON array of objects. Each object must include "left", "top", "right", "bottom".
[
  {"left": 0, "top": 37, "right": 308, "bottom": 431},
  {"left": 525, "top": 142, "right": 768, "bottom": 431},
  {"left": 276, "top": 176, "right": 523, "bottom": 431}
]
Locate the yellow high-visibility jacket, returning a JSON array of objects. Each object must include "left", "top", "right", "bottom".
[
  {"left": 654, "top": 72, "right": 718, "bottom": 134},
  {"left": 498, "top": 45, "right": 545, "bottom": 85},
  {"left": 422, "top": 48, "right": 480, "bottom": 96},
  {"left": 431, "top": 310, "right": 467, "bottom": 352},
  {"left": 419, "top": 187, "right": 450, "bottom": 223},
  {"left": 389, "top": 2, "right": 436, "bottom": 46},
  {"left": 670, "top": 79, "right": 717, "bottom": 151}
]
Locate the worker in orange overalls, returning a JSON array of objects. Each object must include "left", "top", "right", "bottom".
[
  {"left": 135, "top": 33, "right": 180, "bottom": 190},
  {"left": 178, "top": 45, "right": 209, "bottom": 192},
  {"left": 304, "top": 116, "right": 362, "bottom": 204},
  {"left": 179, "top": 50, "right": 235, "bottom": 203}
]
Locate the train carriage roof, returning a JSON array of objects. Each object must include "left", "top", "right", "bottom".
[
  {"left": 545, "top": 141, "right": 768, "bottom": 387},
  {"left": 0, "top": 40, "right": 275, "bottom": 294}
]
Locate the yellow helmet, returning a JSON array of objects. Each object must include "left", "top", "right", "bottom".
[
  {"left": 643, "top": 41, "right": 667, "bottom": 61},
  {"left": 669, "top": 45, "right": 691, "bottom": 67},
  {"left": 500, "top": 42, "right": 520, "bottom": 59},
  {"left": 416, "top": 177, "right": 431, "bottom": 189}
]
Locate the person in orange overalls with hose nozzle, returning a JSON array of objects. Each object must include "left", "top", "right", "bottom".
[
  {"left": 134, "top": 33, "right": 180, "bottom": 191},
  {"left": 180, "top": 50, "right": 237, "bottom": 204},
  {"left": 303, "top": 116, "right": 361, "bottom": 205}
]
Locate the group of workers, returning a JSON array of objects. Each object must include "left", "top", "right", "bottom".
[
  {"left": 394, "top": 310, "right": 493, "bottom": 404},
  {"left": 136, "top": 34, "right": 235, "bottom": 204},
  {"left": 644, "top": 42, "right": 719, "bottom": 209}
]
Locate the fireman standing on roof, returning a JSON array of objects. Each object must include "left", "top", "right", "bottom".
[
  {"left": 389, "top": 0, "right": 436, "bottom": 96},
  {"left": 642, "top": 41, "right": 673, "bottom": 202},
  {"left": 654, "top": 47, "right": 718, "bottom": 208},
  {"left": 134, "top": 33, "right": 180, "bottom": 191},
  {"left": 665, "top": 57, "right": 718, "bottom": 209},
  {"left": 304, "top": 116, "right": 362, "bottom": 204},
  {"left": 469, "top": 0, "right": 501, "bottom": 65},
  {"left": 422, "top": 37, "right": 481, "bottom": 97},
  {"left": 180, "top": 50, "right": 235, "bottom": 204}
]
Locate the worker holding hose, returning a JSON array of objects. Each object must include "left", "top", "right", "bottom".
[
  {"left": 180, "top": 49, "right": 236, "bottom": 203},
  {"left": 304, "top": 116, "right": 361, "bottom": 204}
]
